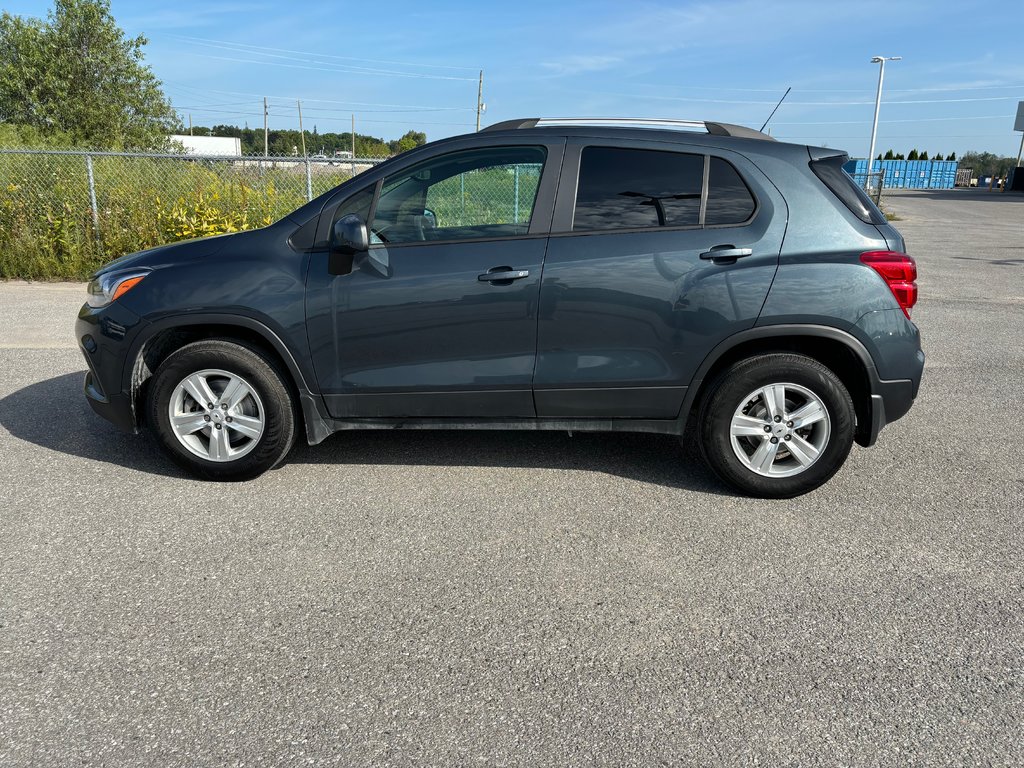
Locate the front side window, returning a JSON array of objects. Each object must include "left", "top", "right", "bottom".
[
  {"left": 371, "top": 146, "right": 546, "bottom": 245},
  {"left": 573, "top": 147, "right": 704, "bottom": 231}
]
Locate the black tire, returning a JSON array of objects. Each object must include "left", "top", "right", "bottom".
[
  {"left": 146, "top": 339, "right": 298, "bottom": 480},
  {"left": 697, "top": 353, "right": 855, "bottom": 498}
]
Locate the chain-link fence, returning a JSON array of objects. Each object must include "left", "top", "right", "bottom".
[
  {"left": 0, "top": 148, "right": 385, "bottom": 279},
  {"left": 421, "top": 162, "right": 542, "bottom": 230},
  {"left": 846, "top": 169, "right": 887, "bottom": 206}
]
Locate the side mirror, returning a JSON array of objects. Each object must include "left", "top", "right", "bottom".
[
  {"left": 328, "top": 214, "right": 368, "bottom": 276},
  {"left": 331, "top": 214, "right": 369, "bottom": 253}
]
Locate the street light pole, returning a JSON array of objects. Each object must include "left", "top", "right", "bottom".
[{"left": 867, "top": 55, "right": 901, "bottom": 189}]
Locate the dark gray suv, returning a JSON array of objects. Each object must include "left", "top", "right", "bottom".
[{"left": 77, "top": 117, "right": 923, "bottom": 497}]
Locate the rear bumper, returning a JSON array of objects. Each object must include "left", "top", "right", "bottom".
[
  {"left": 859, "top": 377, "right": 916, "bottom": 448},
  {"left": 858, "top": 346, "right": 923, "bottom": 447}
]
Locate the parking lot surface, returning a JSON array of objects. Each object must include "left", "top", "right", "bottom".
[{"left": 1, "top": 188, "right": 1022, "bottom": 766}]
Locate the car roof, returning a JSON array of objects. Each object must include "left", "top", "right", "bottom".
[{"left": 467, "top": 123, "right": 815, "bottom": 160}]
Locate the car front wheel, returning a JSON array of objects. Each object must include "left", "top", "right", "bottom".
[
  {"left": 697, "top": 353, "right": 855, "bottom": 498},
  {"left": 146, "top": 339, "right": 298, "bottom": 480}
]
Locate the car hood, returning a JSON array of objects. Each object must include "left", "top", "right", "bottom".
[{"left": 94, "top": 232, "right": 237, "bottom": 277}]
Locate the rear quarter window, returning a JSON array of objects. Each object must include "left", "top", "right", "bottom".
[
  {"left": 706, "top": 157, "right": 757, "bottom": 225},
  {"left": 810, "top": 155, "right": 887, "bottom": 225}
]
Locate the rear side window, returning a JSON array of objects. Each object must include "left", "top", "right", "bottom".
[
  {"left": 574, "top": 147, "right": 703, "bottom": 231},
  {"left": 573, "top": 147, "right": 757, "bottom": 231},
  {"left": 811, "top": 155, "right": 886, "bottom": 225}
]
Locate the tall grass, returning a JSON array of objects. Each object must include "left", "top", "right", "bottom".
[{"left": 0, "top": 153, "right": 352, "bottom": 280}]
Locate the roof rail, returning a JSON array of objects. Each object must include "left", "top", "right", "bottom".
[{"left": 482, "top": 117, "right": 775, "bottom": 141}]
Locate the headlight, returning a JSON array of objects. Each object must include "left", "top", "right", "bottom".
[{"left": 86, "top": 270, "right": 149, "bottom": 308}]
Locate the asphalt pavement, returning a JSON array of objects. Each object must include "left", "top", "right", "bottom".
[{"left": 1, "top": 188, "right": 1022, "bottom": 766}]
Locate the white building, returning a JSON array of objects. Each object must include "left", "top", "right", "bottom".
[{"left": 168, "top": 134, "right": 242, "bottom": 157}]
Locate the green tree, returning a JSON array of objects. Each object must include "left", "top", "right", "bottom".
[
  {"left": 948, "top": 152, "right": 956, "bottom": 161},
  {"left": 0, "top": 0, "right": 178, "bottom": 149},
  {"left": 883, "top": 149, "right": 895, "bottom": 160},
  {"left": 919, "top": 150, "right": 929, "bottom": 161},
  {"left": 907, "top": 149, "right": 919, "bottom": 160},
  {"left": 959, "top": 150, "right": 1016, "bottom": 176},
  {"left": 933, "top": 152, "right": 944, "bottom": 161},
  {"left": 389, "top": 130, "right": 427, "bottom": 155}
]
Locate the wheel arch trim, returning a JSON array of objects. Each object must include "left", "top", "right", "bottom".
[
  {"left": 121, "top": 313, "right": 333, "bottom": 445},
  {"left": 678, "top": 324, "right": 881, "bottom": 423}
]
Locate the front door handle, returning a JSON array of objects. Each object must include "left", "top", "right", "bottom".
[
  {"left": 699, "top": 246, "right": 753, "bottom": 262},
  {"left": 478, "top": 267, "right": 530, "bottom": 283}
]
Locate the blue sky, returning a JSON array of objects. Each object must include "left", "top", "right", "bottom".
[{"left": 6, "top": 0, "right": 1024, "bottom": 157}]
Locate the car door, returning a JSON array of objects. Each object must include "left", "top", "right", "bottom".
[
  {"left": 305, "top": 140, "right": 563, "bottom": 418},
  {"left": 534, "top": 139, "right": 787, "bottom": 419}
]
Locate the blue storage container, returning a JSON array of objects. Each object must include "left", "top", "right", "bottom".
[{"left": 844, "top": 158, "right": 957, "bottom": 189}]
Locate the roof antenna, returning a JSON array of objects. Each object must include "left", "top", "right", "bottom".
[{"left": 760, "top": 87, "right": 791, "bottom": 132}]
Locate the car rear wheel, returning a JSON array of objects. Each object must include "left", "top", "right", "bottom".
[
  {"left": 147, "top": 340, "right": 298, "bottom": 480},
  {"left": 697, "top": 353, "right": 855, "bottom": 498}
]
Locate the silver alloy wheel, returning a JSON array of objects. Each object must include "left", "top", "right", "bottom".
[
  {"left": 167, "top": 368, "right": 265, "bottom": 462},
  {"left": 729, "top": 382, "right": 831, "bottom": 478}
]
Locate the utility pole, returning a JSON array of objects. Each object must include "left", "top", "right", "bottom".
[
  {"left": 476, "top": 70, "right": 484, "bottom": 131},
  {"left": 188, "top": 113, "right": 193, "bottom": 136},
  {"left": 297, "top": 100, "right": 306, "bottom": 157},
  {"left": 263, "top": 97, "right": 269, "bottom": 157},
  {"left": 351, "top": 113, "right": 356, "bottom": 156}
]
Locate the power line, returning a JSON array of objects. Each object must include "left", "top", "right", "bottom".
[
  {"left": 195, "top": 52, "right": 477, "bottom": 82},
  {"left": 622, "top": 83, "right": 1024, "bottom": 94},
  {"left": 169, "top": 39, "right": 476, "bottom": 81},
  {"left": 573, "top": 88, "right": 1022, "bottom": 106},
  {"left": 172, "top": 102, "right": 471, "bottom": 115},
  {"left": 161, "top": 33, "right": 479, "bottom": 72},
  {"left": 775, "top": 134, "right": 1012, "bottom": 139},
  {"left": 163, "top": 82, "right": 473, "bottom": 111},
  {"left": 775, "top": 114, "right": 1015, "bottom": 125}
]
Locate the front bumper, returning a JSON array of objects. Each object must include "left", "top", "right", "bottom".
[{"left": 77, "top": 301, "right": 144, "bottom": 433}]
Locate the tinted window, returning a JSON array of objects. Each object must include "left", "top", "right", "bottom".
[
  {"left": 810, "top": 155, "right": 886, "bottom": 225},
  {"left": 706, "top": 157, "right": 756, "bottom": 225},
  {"left": 372, "top": 146, "right": 546, "bottom": 244},
  {"left": 574, "top": 147, "right": 703, "bottom": 231}
]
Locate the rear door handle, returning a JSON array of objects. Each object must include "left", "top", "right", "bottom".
[
  {"left": 478, "top": 268, "right": 530, "bottom": 282},
  {"left": 699, "top": 246, "right": 753, "bottom": 262}
]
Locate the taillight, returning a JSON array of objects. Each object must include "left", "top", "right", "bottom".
[{"left": 860, "top": 250, "right": 918, "bottom": 318}]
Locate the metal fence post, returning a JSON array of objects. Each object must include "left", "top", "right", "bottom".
[
  {"left": 305, "top": 158, "right": 313, "bottom": 202},
  {"left": 513, "top": 164, "right": 520, "bottom": 224},
  {"left": 85, "top": 154, "right": 100, "bottom": 239}
]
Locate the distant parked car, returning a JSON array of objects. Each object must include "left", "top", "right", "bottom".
[{"left": 77, "top": 117, "right": 923, "bottom": 497}]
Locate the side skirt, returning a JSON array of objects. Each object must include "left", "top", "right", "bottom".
[{"left": 309, "top": 416, "right": 685, "bottom": 442}]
